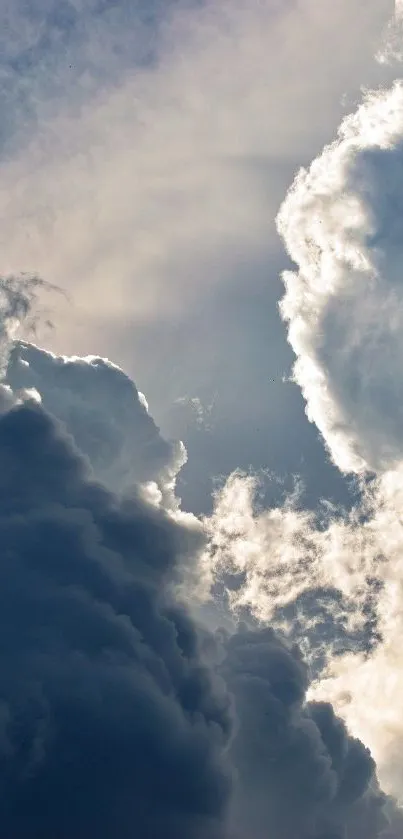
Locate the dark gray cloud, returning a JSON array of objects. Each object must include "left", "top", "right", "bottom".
[
  {"left": 6, "top": 340, "right": 185, "bottom": 505},
  {"left": 0, "top": 382, "right": 400, "bottom": 838},
  {"left": 0, "top": 396, "right": 233, "bottom": 838},
  {"left": 0, "top": 278, "right": 400, "bottom": 838},
  {"left": 221, "top": 625, "right": 399, "bottom": 839}
]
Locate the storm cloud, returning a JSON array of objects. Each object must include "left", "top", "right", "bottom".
[
  {"left": 0, "top": 394, "right": 233, "bottom": 838},
  {"left": 223, "top": 625, "right": 399, "bottom": 839},
  {"left": 0, "top": 342, "right": 398, "bottom": 839}
]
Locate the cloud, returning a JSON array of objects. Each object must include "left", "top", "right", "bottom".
[
  {"left": 264, "top": 26, "right": 403, "bottom": 803},
  {"left": 199, "top": 467, "right": 403, "bottom": 800},
  {"left": 277, "top": 80, "right": 403, "bottom": 475},
  {"left": 0, "top": 275, "right": 187, "bottom": 506},
  {"left": 0, "top": 379, "right": 398, "bottom": 838},
  {"left": 221, "top": 624, "right": 398, "bottom": 839},
  {"left": 0, "top": 392, "right": 234, "bottom": 838},
  {"left": 203, "top": 468, "right": 403, "bottom": 809},
  {"left": 6, "top": 339, "right": 186, "bottom": 508},
  {"left": 201, "top": 470, "right": 387, "bottom": 670},
  {"left": 309, "top": 467, "right": 403, "bottom": 803}
]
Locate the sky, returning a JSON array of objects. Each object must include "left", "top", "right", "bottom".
[{"left": 1, "top": 0, "right": 403, "bottom": 837}]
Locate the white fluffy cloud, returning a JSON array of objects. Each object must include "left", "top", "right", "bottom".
[
  {"left": 277, "top": 81, "right": 403, "bottom": 475},
  {"left": 309, "top": 467, "right": 403, "bottom": 803},
  {"left": 6, "top": 339, "right": 186, "bottom": 509},
  {"left": 0, "top": 276, "right": 186, "bottom": 509},
  {"left": 202, "top": 466, "right": 403, "bottom": 800}
]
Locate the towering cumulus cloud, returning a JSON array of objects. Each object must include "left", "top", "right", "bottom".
[
  {"left": 277, "top": 80, "right": 403, "bottom": 475},
  {"left": 270, "top": 7, "right": 403, "bottom": 805}
]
